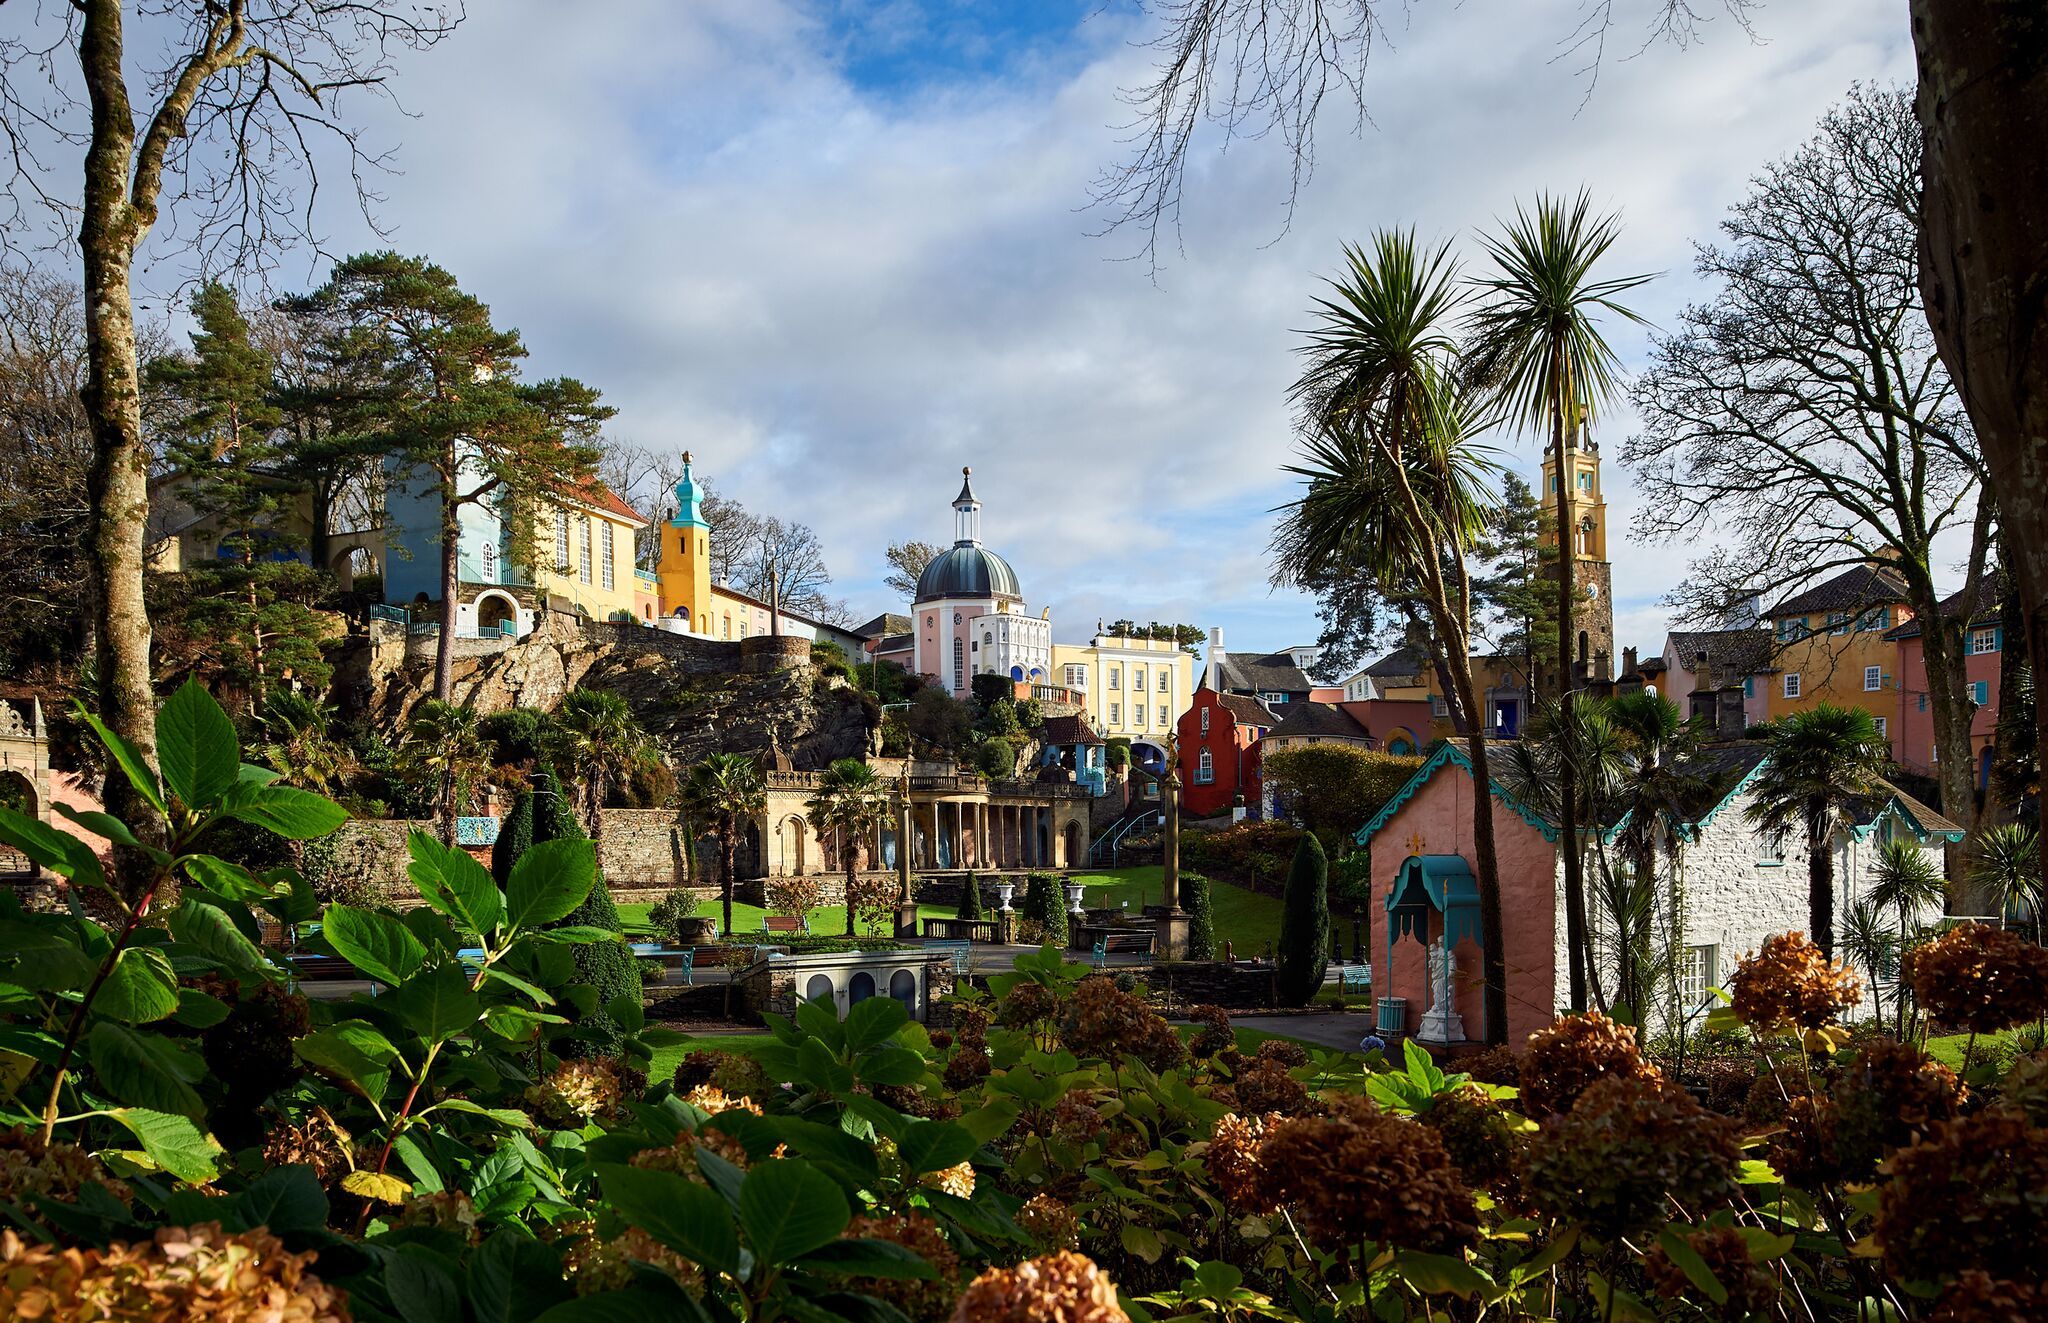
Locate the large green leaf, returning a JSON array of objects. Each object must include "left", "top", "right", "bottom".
[
  {"left": 596, "top": 1164, "right": 739, "bottom": 1276},
  {"left": 506, "top": 838, "right": 596, "bottom": 930},
  {"left": 297, "top": 1019, "right": 402, "bottom": 1100},
  {"left": 842, "top": 995, "right": 908, "bottom": 1052},
  {"left": 226, "top": 785, "right": 349, "bottom": 840},
  {"left": 95, "top": 946, "right": 181, "bottom": 1024},
  {"left": 230, "top": 1163, "right": 329, "bottom": 1234},
  {"left": 407, "top": 831, "right": 504, "bottom": 936},
  {"left": 169, "top": 899, "right": 270, "bottom": 973},
  {"left": 468, "top": 1229, "right": 572, "bottom": 1323},
  {"left": 88, "top": 1021, "right": 206, "bottom": 1117},
  {"left": 794, "top": 1238, "right": 938, "bottom": 1279},
  {"left": 533, "top": 1289, "right": 712, "bottom": 1323},
  {"left": 106, "top": 1107, "right": 223, "bottom": 1184},
  {"left": 321, "top": 905, "right": 427, "bottom": 985},
  {"left": 896, "top": 1119, "right": 976, "bottom": 1175},
  {"left": 391, "top": 962, "right": 482, "bottom": 1044},
  {"left": 0, "top": 805, "right": 97, "bottom": 878},
  {"left": 385, "top": 1249, "right": 462, "bottom": 1323},
  {"left": 736, "top": 1159, "right": 849, "bottom": 1265},
  {"left": 158, "top": 680, "right": 241, "bottom": 811},
  {"left": 74, "top": 705, "right": 166, "bottom": 817},
  {"left": 180, "top": 854, "right": 275, "bottom": 904}
]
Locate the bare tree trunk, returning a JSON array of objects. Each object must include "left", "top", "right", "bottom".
[
  {"left": 720, "top": 830, "right": 736, "bottom": 939},
  {"left": 1460, "top": 683, "right": 1510, "bottom": 1046},
  {"left": 77, "top": 1, "right": 161, "bottom": 882},
  {"left": 1913, "top": 0, "right": 2048, "bottom": 889},
  {"left": 436, "top": 481, "right": 461, "bottom": 701},
  {"left": 1810, "top": 798, "right": 1837, "bottom": 959}
]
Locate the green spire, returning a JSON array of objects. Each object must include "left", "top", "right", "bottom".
[{"left": 671, "top": 450, "right": 709, "bottom": 529}]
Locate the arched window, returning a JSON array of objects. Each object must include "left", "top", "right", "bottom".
[
  {"left": 849, "top": 972, "right": 876, "bottom": 1005},
  {"left": 889, "top": 969, "right": 917, "bottom": 1014},
  {"left": 480, "top": 539, "right": 497, "bottom": 581},
  {"left": 804, "top": 975, "right": 834, "bottom": 1006},
  {"left": 1578, "top": 632, "right": 1590, "bottom": 665}
]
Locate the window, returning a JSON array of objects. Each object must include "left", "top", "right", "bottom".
[
  {"left": 1109, "top": 703, "right": 1120, "bottom": 724},
  {"left": 1200, "top": 707, "right": 1211, "bottom": 735},
  {"left": 1783, "top": 673, "right": 1802, "bottom": 699},
  {"left": 1864, "top": 665, "right": 1882, "bottom": 691},
  {"left": 1918, "top": 693, "right": 1927, "bottom": 712},
  {"left": 1775, "top": 617, "right": 1806, "bottom": 642},
  {"left": 555, "top": 518, "right": 570, "bottom": 573},
  {"left": 1134, "top": 668, "right": 1146, "bottom": 692},
  {"left": 1063, "top": 664, "right": 1087, "bottom": 689},
  {"left": 1577, "top": 470, "right": 1593, "bottom": 491},
  {"left": 1971, "top": 626, "right": 1999, "bottom": 655},
  {"left": 1742, "top": 677, "right": 1755, "bottom": 699},
  {"left": 1108, "top": 668, "right": 1120, "bottom": 691},
  {"left": 1196, "top": 749, "right": 1214, "bottom": 784},
  {"left": 983, "top": 631, "right": 993, "bottom": 647},
  {"left": 600, "top": 522, "right": 615, "bottom": 590},
  {"left": 1260, "top": 690, "right": 1289, "bottom": 704},
  {"left": 578, "top": 516, "right": 592, "bottom": 584},
  {"left": 1157, "top": 671, "right": 1169, "bottom": 693},
  {"left": 1827, "top": 612, "right": 1850, "bottom": 636},
  {"left": 1972, "top": 680, "right": 1990, "bottom": 706},
  {"left": 1678, "top": 946, "right": 1718, "bottom": 1003},
  {"left": 1874, "top": 716, "right": 1888, "bottom": 739},
  {"left": 1858, "top": 609, "right": 1886, "bottom": 632},
  {"left": 1755, "top": 831, "right": 1786, "bottom": 866},
  {"left": 954, "top": 638, "right": 965, "bottom": 691},
  {"left": 1134, "top": 705, "right": 1145, "bottom": 725},
  {"left": 1429, "top": 695, "right": 1449, "bottom": 717},
  {"left": 480, "top": 539, "right": 497, "bottom": 582}
]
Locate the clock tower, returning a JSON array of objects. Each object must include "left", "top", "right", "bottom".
[{"left": 1539, "top": 442, "right": 1615, "bottom": 686}]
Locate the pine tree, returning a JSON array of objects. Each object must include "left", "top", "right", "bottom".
[
  {"left": 1022, "top": 871, "right": 1068, "bottom": 948},
  {"left": 1182, "top": 872, "right": 1217, "bottom": 961},
  {"left": 490, "top": 784, "right": 536, "bottom": 886},
  {"left": 1276, "top": 833, "right": 1330, "bottom": 1006},
  {"left": 147, "top": 282, "right": 287, "bottom": 537},
  {"left": 956, "top": 871, "right": 985, "bottom": 921}
]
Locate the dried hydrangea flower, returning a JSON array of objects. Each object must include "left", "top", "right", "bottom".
[
  {"left": 1905, "top": 923, "right": 2048, "bottom": 1035},
  {"left": 1727, "top": 932, "right": 1862, "bottom": 1034},
  {"left": 1522, "top": 1076, "right": 1740, "bottom": 1241},
  {"left": 1519, "top": 1012, "right": 1659, "bottom": 1117},
  {"left": 0, "top": 1222, "right": 350, "bottom": 1322},
  {"left": 1260, "top": 1097, "right": 1478, "bottom": 1253},
  {"left": 951, "top": 1251, "right": 1127, "bottom": 1323},
  {"left": 845, "top": 1212, "right": 960, "bottom": 1322},
  {"left": 1878, "top": 1106, "right": 2048, "bottom": 1282},
  {"left": 1643, "top": 1225, "right": 1778, "bottom": 1319},
  {"left": 1057, "top": 977, "right": 1185, "bottom": 1073},
  {"left": 525, "top": 1059, "right": 625, "bottom": 1125},
  {"left": 1015, "top": 1194, "right": 1081, "bottom": 1252},
  {"left": 1927, "top": 1269, "right": 2047, "bottom": 1323},
  {"left": 1201, "top": 1111, "right": 1281, "bottom": 1214},
  {"left": 0, "top": 1127, "right": 130, "bottom": 1214},
  {"left": 922, "top": 1160, "right": 976, "bottom": 1199}
]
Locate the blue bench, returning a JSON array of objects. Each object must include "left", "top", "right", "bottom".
[
  {"left": 1337, "top": 964, "right": 1372, "bottom": 997},
  {"left": 630, "top": 943, "right": 696, "bottom": 986},
  {"left": 926, "top": 939, "right": 974, "bottom": 976},
  {"left": 1091, "top": 931, "right": 1155, "bottom": 968}
]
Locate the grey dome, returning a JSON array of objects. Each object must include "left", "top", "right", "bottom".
[{"left": 915, "top": 544, "right": 1021, "bottom": 602}]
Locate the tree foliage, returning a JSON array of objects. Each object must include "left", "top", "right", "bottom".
[
  {"left": 1276, "top": 831, "right": 1330, "bottom": 1006},
  {"left": 1260, "top": 744, "right": 1423, "bottom": 848}
]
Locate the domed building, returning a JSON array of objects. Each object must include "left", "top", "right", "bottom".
[{"left": 912, "top": 468, "right": 1051, "bottom": 698}]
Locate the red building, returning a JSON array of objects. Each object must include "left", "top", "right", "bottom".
[
  {"left": 1885, "top": 585, "right": 2003, "bottom": 789},
  {"left": 1177, "top": 688, "right": 1277, "bottom": 819}
]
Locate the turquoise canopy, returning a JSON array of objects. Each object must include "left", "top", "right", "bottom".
[{"left": 1385, "top": 854, "right": 1485, "bottom": 955}]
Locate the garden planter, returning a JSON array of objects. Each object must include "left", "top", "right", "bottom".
[{"left": 674, "top": 916, "right": 719, "bottom": 945}]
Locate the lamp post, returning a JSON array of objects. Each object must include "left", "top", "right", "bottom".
[
  {"left": 1153, "top": 730, "right": 1191, "bottom": 959},
  {"left": 893, "top": 758, "right": 919, "bottom": 938}
]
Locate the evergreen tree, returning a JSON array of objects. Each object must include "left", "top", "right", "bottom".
[
  {"left": 1182, "top": 871, "right": 1217, "bottom": 961},
  {"left": 525, "top": 767, "right": 639, "bottom": 1057},
  {"left": 1021, "top": 871, "right": 1069, "bottom": 947},
  {"left": 1276, "top": 832, "right": 1330, "bottom": 1006},
  {"left": 491, "top": 783, "right": 535, "bottom": 886},
  {"left": 147, "top": 282, "right": 287, "bottom": 534},
  {"left": 956, "top": 871, "right": 985, "bottom": 922}
]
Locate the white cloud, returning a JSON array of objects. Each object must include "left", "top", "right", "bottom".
[{"left": 229, "top": 0, "right": 1915, "bottom": 656}]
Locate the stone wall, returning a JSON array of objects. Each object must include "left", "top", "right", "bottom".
[{"left": 1140, "top": 960, "right": 1283, "bottom": 1009}]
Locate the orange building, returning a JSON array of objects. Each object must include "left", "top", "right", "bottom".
[{"left": 1760, "top": 564, "right": 1912, "bottom": 742}]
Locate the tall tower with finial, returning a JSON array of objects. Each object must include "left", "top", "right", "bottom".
[
  {"left": 656, "top": 451, "right": 713, "bottom": 628},
  {"left": 1538, "top": 442, "right": 1615, "bottom": 684},
  {"left": 953, "top": 466, "right": 981, "bottom": 545}
]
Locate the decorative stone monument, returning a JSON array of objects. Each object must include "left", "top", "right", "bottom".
[{"left": 1415, "top": 938, "right": 1467, "bottom": 1044}]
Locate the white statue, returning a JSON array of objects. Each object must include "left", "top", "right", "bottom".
[{"left": 1417, "top": 936, "right": 1467, "bottom": 1044}]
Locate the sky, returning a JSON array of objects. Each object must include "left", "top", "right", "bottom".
[{"left": 126, "top": 0, "right": 1918, "bottom": 669}]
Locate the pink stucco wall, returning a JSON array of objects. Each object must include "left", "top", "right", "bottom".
[{"left": 1368, "top": 759, "right": 1561, "bottom": 1048}]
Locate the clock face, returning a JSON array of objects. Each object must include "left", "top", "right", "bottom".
[{"left": 1586, "top": 583, "right": 1600, "bottom": 601}]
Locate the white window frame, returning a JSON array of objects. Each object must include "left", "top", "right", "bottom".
[
  {"left": 480, "top": 538, "right": 497, "bottom": 582},
  {"left": 555, "top": 517, "right": 570, "bottom": 573},
  {"left": 600, "top": 521, "right": 615, "bottom": 590},
  {"left": 1134, "top": 704, "right": 1145, "bottom": 726},
  {"left": 1677, "top": 945, "right": 1718, "bottom": 1004},
  {"left": 578, "top": 516, "right": 593, "bottom": 584},
  {"left": 1783, "top": 673, "right": 1802, "bottom": 700},
  {"left": 1828, "top": 612, "right": 1851, "bottom": 636},
  {"left": 1874, "top": 715, "right": 1888, "bottom": 739},
  {"left": 1971, "top": 627, "right": 1998, "bottom": 655},
  {"left": 1109, "top": 703, "right": 1120, "bottom": 725},
  {"left": 1200, "top": 708, "right": 1210, "bottom": 735},
  {"left": 1158, "top": 671, "right": 1169, "bottom": 693},
  {"left": 1196, "top": 749, "right": 1214, "bottom": 784},
  {"left": 1108, "top": 668, "right": 1120, "bottom": 691},
  {"left": 1864, "top": 665, "right": 1882, "bottom": 692}
]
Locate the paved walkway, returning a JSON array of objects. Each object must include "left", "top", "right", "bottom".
[{"left": 1225, "top": 1011, "right": 1374, "bottom": 1054}]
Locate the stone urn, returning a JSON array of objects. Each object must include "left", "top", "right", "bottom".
[
  {"left": 674, "top": 916, "right": 719, "bottom": 946},
  {"left": 1063, "top": 882, "right": 1086, "bottom": 914},
  {"left": 994, "top": 880, "right": 1016, "bottom": 910}
]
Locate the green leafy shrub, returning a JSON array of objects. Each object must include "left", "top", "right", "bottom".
[
  {"left": 957, "top": 871, "right": 986, "bottom": 921},
  {"left": 1020, "top": 871, "right": 1069, "bottom": 947},
  {"left": 1181, "top": 871, "right": 1217, "bottom": 961},
  {"left": 1275, "top": 832, "right": 1329, "bottom": 1005}
]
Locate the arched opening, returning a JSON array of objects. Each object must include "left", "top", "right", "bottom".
[
  {"left": 782, "top": 815, "right": 808, "bottom": 874},
  {"left": 475, "top": 592, "right": 518, "bottom": 636},
  {"left": 1577, "top": 631, "right": 1590, "bottom": 666},
  {"left": 804, "top": 974, "right": 834, "bottom": 1006},
  {"left": 1981, "top": 746, "right": 1995, "bottom": 790},
  {"left": 848, "top": 971, "right": 876, "bottom": 1005},
  {"left": 0, "top": 770, "right": 37, "bottom": 818},
  {"left": 889, "top": 969, "right": 917, "bottom": 1015},
  {"left": 330, "top": 545, "right": 376, "bottom": 591},
  {"left": 1009, "top": 665, "right": 1024, "bottom": 681},
  {"left": 1063, "top": 820, "right": 1083, "bottom": 868}
]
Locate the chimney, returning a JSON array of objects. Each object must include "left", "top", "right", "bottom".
[
  {"left": 1206, "top": 627, "right": 1226, "bottom": 691},
  {"left": 1718, "top": 685, "right": 1746, "bottom": 740},
  {"left": 1622, "top": 645, "right": 1638, "bottom": 678}
]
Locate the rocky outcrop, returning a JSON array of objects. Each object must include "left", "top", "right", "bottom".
[{"left": 331, "top": 612, "right": 876, "bottom": 770}]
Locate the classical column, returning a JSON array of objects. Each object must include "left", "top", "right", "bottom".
[
  {"left": 893, "top": 765, "right": 918, "bottom": 938},
  {"left": 1154, "top": 731, "right": 1191, "bottom": 959}
]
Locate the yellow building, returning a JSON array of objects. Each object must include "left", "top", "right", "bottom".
[
  {"left": 1049, "top": 631, "right": 1193, "bottom": 762},
  {"left": 1760, "top": 564, "right": 1911, "bottom": 737},
  {"left": 1538, "top": 442, "right": 1616, "bottom": 684},
  {"left": 651, "top": 453, "right": 792, "bottom": 640}
]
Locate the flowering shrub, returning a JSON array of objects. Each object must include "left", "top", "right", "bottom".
[
  {"left": 763, "top": 874, "right": 825, "bottom": 924},
  {"left": 1522, "top": 1076, "right": 1740, "bottom": 1240},
  {"left": 1904, "top": 922, "right": 2048, "bottom": 1034},
  {"left": 1727, "top": 931, "right": 1864, "bottom": 1032},
  {"left": 1877, "top": 1106, "right": 2048, "bottom": 1283},
  {"left": 1519, "top": 1011, "right": 1658, "bottom": 1116},
  {"left": 953, "top": 1251, "right": 1128, "bottom": 1323},
  {"left": 0, "top": 1224, "right": 349, "bottom": 1322},
  {"left": 1261, "top": 1097, "right": 1480, "bottom": 1253}
]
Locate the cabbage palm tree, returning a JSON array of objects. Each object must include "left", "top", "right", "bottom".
[
  {"left": 255, "top": 690, "right": 351, "bottom": 795},
  {"left": 1971, "top": 822, "right": 2043, "bottom": 934},
  {"left": 807, "top": 759, "right": 892, "bottom": 938},
  {"left": 1277, "top": 229, "right": 1512, "bottom": 1042},
  {"left": 1838, "top": 896, "right": 1899, "bottom": 1029},
  {"left": 1869, "top": 838, "right": 1949, "bottom": 1032},
  {"left": 1466, "top": 191, "right": 1651, "bottom": 1011},
  {"left": 400, "top": 699, "right": 490, "bottom": 842},
  {"left": 685, "top": 752, "right": 766, "bottom": 939},
  {"left": 553, "top": 687, "right": 657, "bottom": 871},
  {"left": 1744, "top": 705, "right": 1890, "bottom": 959}
]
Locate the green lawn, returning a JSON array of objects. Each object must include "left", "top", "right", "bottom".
[
  {"left": 618, "top": 901, "right": 957, "bottom": 942},
  {"left": 1066, "top": 866, "right": 1286, "bottom": 955},
  {"left": 1924, "top": 1028, "right": 2037, "bottom": 1070}
]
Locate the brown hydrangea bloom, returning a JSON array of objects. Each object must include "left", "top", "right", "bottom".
[
  {"left": 1458, "top": 1045, "right": 1522, "bottom": 1090},
  {"left": 1186, "top": 1004, "right": 1234, "bottom": 1058},
  {"left": 953, "top": 1005, "right": 993, "bottom": 1050},
  {"left": 1905, "top": 923, "right": 2048, "bottom": 1035},
  {"left": 396, "top": 1190, "right": 480, "bottom": 1244},
  {"left": 1522, "top": 1076, "right": 1740, "bottom": 1241},
  {"left": 943, "top": 1047, "right": 992, "bottom": 1091},
  {"left": 1727, "top": 932, "right": 1863, "bottom": 1033},
  {"left": 998, "top": 982, "right": 1060, "bottom": 1028},
  {"left": 876, "top": 1081, "right": 960, "bottom": 1122},
  {"left": 633, "top": 1086, "right": 773, "bottom": 1175},
  {"left": 1260, "top": 1098, "right": 1479, "bottom": 1253},
  {"left": 1519, "top": 1013, "right": 1659, "bottom": 1117},
  {"left": 1928, "top": 1270, "right": 2047, "bottom": 1323},
  {"left": 671, "top": 1048, "right": 771, "bottom": 1100},
  {"left": 0, "top": 1127, "right": 130, "bottom": 1214},
  {"left": 1058, "top": 978, "right": 1185, "bottom": 1073},
  {"left": 923, "top": 1161, "right": 976, "bottom": 1199},
  {"left": 555, "top": 1218, "right": 702, "bottom": 1297},
  {"left": 1829, "top": 1039, "right": 1964, "bottom": 1177},
  {"left": 1254, "top": 1039, "right": 1309, "bottom": 1069},
  {"left": 525, "top": 1059, "right": 625, "bottom": 1125},
  {"left": 1051, "top": 1093, "right": 1106, "bottom": 1144},
  {"left": 1233, "top": 1057, "right": 1312, "bottom": 1117},
  {"left": 189, "top": 974, "right": 312, "bottom": 1142},
  {"left": 843, "top": 1212, "right": 959, "bottom": 1322},
  {"left": 1693, "top": 1058, "right": 1761, "bottom": 1116},
  {"left": 1200, "top": 1112, "right": 1281, "bottom": 1214},
  {"left": 1878, "top": 1107, "right": 2048, "bottom": 1282},
  {"left": 0, "top": 1223, "right": 349, "bottom": 1322},
  {"left": 951, "top": 1251, "right": 1128, "bottom": 1323},
  {"left": 1643, "top": 1225, "right": 1778, "bottom": 1319},
  {"left": 1015, "top": 1194, "right": 1081, "bottom": 1252},
  {"left": 1420, "top": 1085, "right": 1519, "bottom": 1194},
  {"left": 1998, "top": 1050, "right": 2048, "bottom": 1125}
]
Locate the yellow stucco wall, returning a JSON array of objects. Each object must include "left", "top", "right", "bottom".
[
  {"left": 1050, "top": 636, "right": 1193, "bottom": 744},
  {"left": 1762, "top": 605, "right": 1907, "bottom": 729}
]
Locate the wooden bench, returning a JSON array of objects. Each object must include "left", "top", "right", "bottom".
[
  {"left": 1337, "top": 964, "right": 1372, "bottom": 997},
  {"left": 926, "top": 939, "right": 974, "bottom": 976},
  {"left": 922, "top": 917, "right": 997, "bottom": 944},
  {"left": 1091, "top": 931, "right": 1155, "bottom": 968},
  {"left": 761, "top": 915, "right": 808, "bottom": 938},
  {"left": 286, "top": 953, "right": 361, "bottom": 984}
]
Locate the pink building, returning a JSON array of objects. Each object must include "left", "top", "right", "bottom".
[
  {"left": 1659, "top": 629, "right": 1772, "bottom": 730},
  {"left": 909, "top": 469, "right": 1050, "bottom": 696},
  {"left": 1885, "top": 585, "right": 2003, "bottom": 787}
]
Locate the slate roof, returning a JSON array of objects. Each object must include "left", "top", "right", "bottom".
[
  {"left": 1768, "top": 564, "right": 1909, "bottom": 618},
  {"left": 1847, "top": 782, "right": 1967, "bottom": 840},
  {"left": 1208, "top": 651, "right": 1316, "bottom": 696},
  {"left": 1039, "top": 714, "right": 1103, "bottom": 747},
  {"left": 854, "top": 612, "right": 913, "bottom": 639},
  {"left": 1883, "top": 579, "right": 2001, "bottom": 641},
  {"left": 1365, "top": 645, "right": 1429, "bottom": 680},
  {"left": 1268, "top": 701, "right": 1371, "bottom": 741},
  {"left": 1666, "top": 629, "right": 1776, "bottom": 680},
  {"left": 1216, "top": 693, "right": 1279, "bottom": 727}
]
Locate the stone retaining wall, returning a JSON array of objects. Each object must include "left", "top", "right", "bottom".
[{"left": 1141, "top": 960, "right": 1283, "bottom": 1009}]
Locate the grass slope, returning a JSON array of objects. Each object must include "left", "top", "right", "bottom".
[{"left": 1067, "top": 866, "right": 1286, "bottom": 955}]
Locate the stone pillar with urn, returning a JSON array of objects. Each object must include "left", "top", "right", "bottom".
[
  {"left": 1153, "top": 730, "right": 1191, "bottom": 959},
  {"left": 893, "top": 762, "right": 920, "bottom": 938}
]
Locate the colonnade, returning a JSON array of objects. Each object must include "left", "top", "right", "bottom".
[{"left": 897, "top": 799, "right": 1052, "bottom": 871}]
